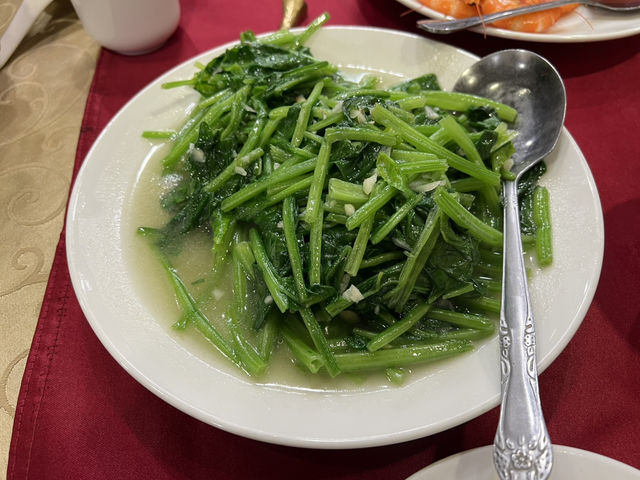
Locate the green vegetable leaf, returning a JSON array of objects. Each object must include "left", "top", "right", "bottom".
[{"left": 392, "top": 73, "right": 441, "bottom": 94}]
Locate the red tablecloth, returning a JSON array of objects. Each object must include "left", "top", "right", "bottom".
[{"left": 8, "top": 1, "right": 640, "bottom": 478}]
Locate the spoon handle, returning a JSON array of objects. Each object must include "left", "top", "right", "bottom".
[
  {"left": 493, "top": 180, "right": 553, "bottom": 480},
  {"left": 280, "top": 0, "right": 307, "bottom": 29},
  {"left": 416, "top": 0, "right": 582, "bottom": 33}
]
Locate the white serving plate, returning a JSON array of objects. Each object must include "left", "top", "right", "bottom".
[
  {"left": 407, "top": 445, "right": 640, "bottom": 479},
  {"left": 66, "top": 26, "right": 604, "bottom": 449},
  {"left": 396, "top": 0, "right": 640, "bottom": 42}
]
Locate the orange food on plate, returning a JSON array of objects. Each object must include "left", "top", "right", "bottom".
[{"left": 418, "top": 0, "right": 579, "bottom": 32}]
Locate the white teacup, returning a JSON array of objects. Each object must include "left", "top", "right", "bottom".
[{"left": 70, "top": 0, "right": 181, "bottom": 55}]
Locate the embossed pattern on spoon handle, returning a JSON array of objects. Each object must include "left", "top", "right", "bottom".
[{"left": 493, "top": 180, "right": 553, "bottom": 480}]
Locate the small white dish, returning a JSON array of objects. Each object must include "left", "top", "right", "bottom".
[
  {"left": 396, "top": 0, "right": 640, "bottom": 42},
  {"left": 66, "top": 26, "right": 604, "bottom": 449},
  {"left": 406, "top": 445, "right": 640, "bottom": 479}
]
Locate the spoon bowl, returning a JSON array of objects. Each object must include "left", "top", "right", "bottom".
[
  {"left": 454, "top": 50, "right": 566, "bottom": 480},
  {"left": 418, "top": 0, "right": 640, "bottom": 34},
  {"left": 454, "top": 49, "right": 566, "bottom": 178}
]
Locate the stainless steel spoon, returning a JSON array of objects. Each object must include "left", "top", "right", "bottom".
[
  {"left": 418, "top": 0, "right": 640, "bottom": 34},
  {"left": 453, "top": 50, "right": 566, "bottom": 480}
]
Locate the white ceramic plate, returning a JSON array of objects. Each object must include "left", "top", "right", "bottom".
[
  {"left": 396, "top": 0, "right": 640, "bottom": 42},
  {"left": 406, "top": 445, "right": 640, "bottom": 479},
  {"left": 66, "top": 27, "right": 604, "bottom": 449}
]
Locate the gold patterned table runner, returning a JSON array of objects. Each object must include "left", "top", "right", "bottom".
[{"left": 0, "top": 1, "right": 99, "bottom": 477}]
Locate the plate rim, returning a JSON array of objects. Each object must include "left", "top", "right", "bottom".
[
  {"left": 406, "top": 445, "right": 640, "bottom": 479},
  {"left": 65, "top": 25, "right": 605, "bottom": 449}
]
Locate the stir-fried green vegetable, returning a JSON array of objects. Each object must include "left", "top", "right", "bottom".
[{"left": 138, "top": 13, "right": 552, "bottom": 383}]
